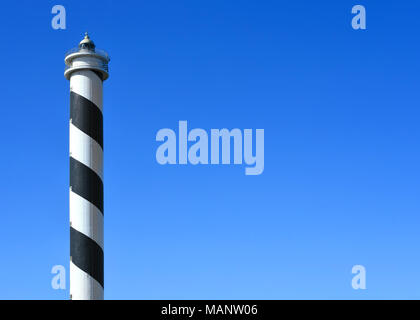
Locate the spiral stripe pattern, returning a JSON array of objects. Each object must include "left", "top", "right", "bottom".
[{"left": 69, "top": 70, "right": 104, "bottom": 300}]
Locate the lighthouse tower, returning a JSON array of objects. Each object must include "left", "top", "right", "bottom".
[{"left": 64, "top": 33, "right": 110, "bottom": 300}]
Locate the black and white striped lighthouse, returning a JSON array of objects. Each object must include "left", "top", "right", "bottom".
[{"left": 64, "top": 33, "right": 110, "bottom": 300}]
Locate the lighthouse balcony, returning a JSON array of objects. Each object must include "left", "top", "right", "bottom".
[{"left": 64, "top": 48, "right": 110, "bottom": 80}]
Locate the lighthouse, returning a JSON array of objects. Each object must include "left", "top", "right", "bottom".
[{"left": 65, "top": 33, "right": 110, "bottom": 300}]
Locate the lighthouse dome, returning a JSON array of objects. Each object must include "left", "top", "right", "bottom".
[{"left": 79, "top": 32, "right": 95, "bottom": 51}]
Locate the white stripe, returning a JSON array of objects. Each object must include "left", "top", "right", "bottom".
[
  {"left": 69, "top": 122, "right": 103, "bottom": 181},
  {"left": 70, "top": 261, "right": 103, "bottom": 300},
  {"left": 70, "top": 70, "right": 103, "bottom": 111},
  {"left": 70, "top": 189, "right": 104, "bottom": 250}
]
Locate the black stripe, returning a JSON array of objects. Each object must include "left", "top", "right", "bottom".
[
  {"left": 70, "top": 227, "right": 104, "bottom": 287},
  {"left": 70, "top": 91, "right": 103, "bottom": 149},
  {"left": 92, "top": 70, "right": 105, "bottom": 81},
  {"left": 70, "top": 157, "right": 104, "bottom": 214}
]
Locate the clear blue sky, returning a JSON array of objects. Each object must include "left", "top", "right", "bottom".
[{"left": 0, "top": 0, "right": 419, "bottom": 299}]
